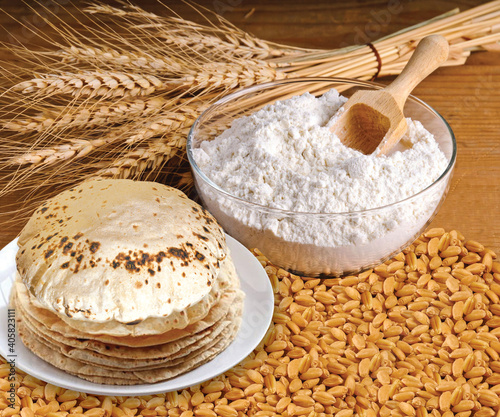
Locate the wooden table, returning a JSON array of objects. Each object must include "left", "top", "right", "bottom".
[{"left": 0, "top": 0, "right": 499, "bottom": 255}]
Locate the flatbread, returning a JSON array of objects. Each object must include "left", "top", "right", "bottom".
[
  {"left": 13, "top": 178, "right": 246, "bottom": 385},
  {"left": 17, "top": 287, "right": 221, "bottom": 358},
  {"left": 17, "top": 298, "right": 243, "bottom": 384},
  {"left": 54, "top": 254, "right": 241, "bottom": 337},
  {"left": 15, "top": 263, "right": 240, "bottom": 348},
  {"left": 18, "top": 315, "right": 233, "bottom": 372},
  {"left": 16, "top": 290, "right": 243, "bottom": 370},
  {"left": 54, "top": 255, "right": 233, "bottom": 336},
  {"left": 16, "top": 179, "right": 228, "bottom": 336}
]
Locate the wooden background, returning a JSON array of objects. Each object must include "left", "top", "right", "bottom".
[{"left": 0, "top": 0, "right": 499, "bottom": 255}]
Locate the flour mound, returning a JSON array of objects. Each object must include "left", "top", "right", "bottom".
[{"left": 194, "top": 89, "right": 447, "bottom": 215}]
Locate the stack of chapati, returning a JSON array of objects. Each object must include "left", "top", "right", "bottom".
[{"left": 12, "top": 179, "right": 244, "bottom": 385}]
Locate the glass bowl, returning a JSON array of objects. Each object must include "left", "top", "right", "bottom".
[{"left": 187, "top": 78, "right": 456, "bottom": 277}]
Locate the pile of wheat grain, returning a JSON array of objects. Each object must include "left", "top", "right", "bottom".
[
  {"left": 2, "top": 228, "right": 500, "bottom": 417},
  {"left": 1, "top": 2, "right": 500, "bottom": 225}
]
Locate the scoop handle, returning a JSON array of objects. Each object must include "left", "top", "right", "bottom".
[{"left": 384, "top": 35, "right": 449, "bottom": 108}]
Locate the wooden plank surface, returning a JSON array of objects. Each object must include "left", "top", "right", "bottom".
[{"left": 0, "top": 0, "right": 499, "bottom": 255}]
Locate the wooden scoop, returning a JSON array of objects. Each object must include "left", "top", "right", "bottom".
[{"left": 331, "top": 35, "right": 449, "bottom": 155}]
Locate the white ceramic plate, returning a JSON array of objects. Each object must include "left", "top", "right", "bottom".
[{"left": 0, "top": 235, "right": 274, "bottom": 395}]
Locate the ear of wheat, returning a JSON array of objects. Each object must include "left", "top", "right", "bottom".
[{"left": 1, "top": 0, "right": 500, "bottom": 225}]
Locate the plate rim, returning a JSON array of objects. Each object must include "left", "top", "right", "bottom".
[{"left": 0, "top": 235, "right": 274, "bottom": 395}]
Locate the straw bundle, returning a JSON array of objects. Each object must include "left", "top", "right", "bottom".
[{"left": 1, "top": 1, "right": 500, "bottom": 225}]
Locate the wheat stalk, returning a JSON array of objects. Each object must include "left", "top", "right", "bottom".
[
  {"left": 57, "top": 45, "right": 185, "bottom": 73},
  {"left": 13, "top": 61, "right": 282, "bottom": 98},
  {"left": 84, "top": 3, "right": 308, "bottom": 59},
  {"left": 3, "top": 97, "right": 168, "bottom": 133},
  {"left": 13, "top": 71, "right": 165, "bottom": 98},
  {"left": 8, "top": 103, "right": 201, "bottom": 166},
  {"left": 91, "top": 130, "right": 188, "bottom": 180},
  {"left": 179, "top": 62, "right": 286, "bottom": 91},
  {"left": 124, "top": 108, "right": 200, "bottom": 144}
]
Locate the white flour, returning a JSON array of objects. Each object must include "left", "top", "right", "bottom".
[{"left": 192, "top": 89, "right": 451, "bottom": 275}]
